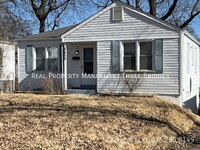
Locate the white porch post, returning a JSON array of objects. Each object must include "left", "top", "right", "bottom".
[
  {"left": 136, "top": 41, "right": 140, "bottom": 71},
  {"left": 64, "top": 43, "right": 67, "bottom": 90}
]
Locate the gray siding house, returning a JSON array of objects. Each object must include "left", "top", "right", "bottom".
[{"left": 17, "top": 2, "right": 200, "bottom": 113}]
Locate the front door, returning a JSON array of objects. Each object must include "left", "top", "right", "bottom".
[{"left": 81, "top": 47, "right": 96, "bottom": 89}]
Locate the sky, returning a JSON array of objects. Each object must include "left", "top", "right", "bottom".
[{"left": 191, "top": 17, "right": 200, "bottom": 39}]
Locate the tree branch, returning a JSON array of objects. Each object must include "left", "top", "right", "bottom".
[
  {"left": 161, "top": 0, "right": 178, "bottom": 20},
  {"left": 126, "top": 0, "right": 130, "bottom": 5},
  {"left": 180, "top": 11, "right": 200, "bottom": 28},
  {"left": 180, "top": 0, "right": 200, "bottom": 28},
  {"left": 148, "top": 0, "right": 156, "bottom": 16},
  {"left": 51, "top": 1, "right": 69, "bottom": 30}
]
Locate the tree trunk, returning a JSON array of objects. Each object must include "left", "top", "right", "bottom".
[
  {"left": 136, "top": 0, "right": 140, "bottom": 9},
  {"left": 39, "top": 19, "right": 45, "bottom": 33},
  {"left": 148, "top": 0, "right": 156, "bottom": 16}
]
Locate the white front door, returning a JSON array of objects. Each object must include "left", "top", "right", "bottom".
[{"left": 81, "top": 47, "right": 96, "bottom": 89}]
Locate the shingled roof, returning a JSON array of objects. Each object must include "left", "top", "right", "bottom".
[{"left": 18, "top": 24, "right": 77, "bottom": 41}]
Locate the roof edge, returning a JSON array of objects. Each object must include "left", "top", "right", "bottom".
[
  {"left": 61, "top": 2, "right": 117, "bottom": 39},
  {"left": 182, "top": 29, "right": 200, "bottom": 45},
  {"left": 61, "top": 1, "right": 181, "bottom": 39},
  {"left": 17, "top": 37, "right": 61, "bottom": 42},
  {"left": 117, "top": 1, "right": 181, "bottom": 32}
]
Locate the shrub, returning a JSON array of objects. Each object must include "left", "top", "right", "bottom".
[{"left": 41, "top": 77, "right": 63, "bottom": 95}]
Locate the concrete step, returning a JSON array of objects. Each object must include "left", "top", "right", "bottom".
[{"left": 64, "top": 89, "right": 96, "bottom": 95}]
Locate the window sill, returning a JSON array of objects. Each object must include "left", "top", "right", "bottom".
[{"left": 121, "top": 70, "right": 156, "bottom": 73}]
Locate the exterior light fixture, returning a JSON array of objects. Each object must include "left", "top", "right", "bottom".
[{"left": 75, "top": 50, "right": 79, "bottom": 55}]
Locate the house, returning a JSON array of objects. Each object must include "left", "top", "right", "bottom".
[
  {"left": 17, "top": 1, "right": 200, "bottom": 113},
  {"left": 0, "top": 39, "right": 15, "bottom": 93}
]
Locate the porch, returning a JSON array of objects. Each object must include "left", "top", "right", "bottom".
[{"left": 62, "top": 42, "right": 97, "bottom": 91}]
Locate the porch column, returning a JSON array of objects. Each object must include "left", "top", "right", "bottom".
[
  {"left": 64, "top": 43, "right": 68, "bottom": 90},
  {"left": 136, "top": 41, "right": 140, "bottom": 71}
]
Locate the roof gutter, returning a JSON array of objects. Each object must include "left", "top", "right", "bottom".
[{"left": 16, "top": 37, "right": 61, "bottom": 42}]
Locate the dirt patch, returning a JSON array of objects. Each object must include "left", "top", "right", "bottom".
[{"left": 0, "top": 94, "right": 199, "bottom": 149}]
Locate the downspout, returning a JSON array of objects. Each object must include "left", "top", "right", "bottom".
[{"left": 179, "top": 30, "right": 184, "bottom": 106}]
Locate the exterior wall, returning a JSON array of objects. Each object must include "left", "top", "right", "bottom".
[
  {"left": 62, "top": 3, "right": 180, "bottom": 95},
  {"left": 67, "top": 42, "right": 97, "bottom": 89},
  {"left": 17, "top": 40, "right": 62, "bottom": 90},
  {"left": 0, "top": 41, "right": 15, "bottom": 92},
  {"left": 97, "top": 39, "right": 179, "bottom": 94},
  {"left": 63, "top": 6, "right": 179, "bottom": 42},
  {"left": 179, "top": 32, "right": 200, "bottom": 113},
  {"left": 182, "top": 34, "right": 199, "bottom": 94}
]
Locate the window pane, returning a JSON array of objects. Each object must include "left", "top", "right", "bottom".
[
  {"left": 84, "top": 48, "right": 93, "bottom": 61},
  {"left": 48, "top": 47, "right": 58, "bottom": 58},
  {"left": 36, "top": 59, "right": 45, "bottom": 70},
  {"left": 36, "top": 47, "right": 45, "bottom": 70},
  {"left": 140, "top": 42, "right": 152, "bottom": 55},
  {"left": 48, "top": 58, "right": 58, "bottom": 72},
  {"left": 140, "top": 56, "right": 152, "bottom": 70},
  {"left": 124, "top": 56, "right": 136, "bottom": 70},
  {"left": 48, "top": 47, "right": 58, "bottom": 72},
  {"left": 36, "top": 47, "right": 45, "bottom": 59},
  {"left": 124, "top": 43, "right": 135, "bottom": 55},
  {"left": 84, "top": 62, "right": 93, "bottom": 74}
]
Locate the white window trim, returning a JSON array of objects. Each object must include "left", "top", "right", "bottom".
[
  {"left": 45, "top": 47, "right": 48, "bottom": 71},
  {"left": 121, "top": 40, "right": 155, "bottom": 72},
  {"left": 33, "top": 46, "right": 60, "bottom": 72}
]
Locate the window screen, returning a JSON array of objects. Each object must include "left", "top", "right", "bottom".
[
  {"left": 124, "top": 43, "right": 136, "bottom": 70},
  {"left": 84, "top": 48, "right": 93, "bottom": 74},
  {"left": 48, "top": 47, "right": 58, "bottom": 72},
  {"left": 36, "top": 47, "right": 45, "bottom": 70},
  {"left": 140, "top": 42, "right": 152, "bottom": 70}
]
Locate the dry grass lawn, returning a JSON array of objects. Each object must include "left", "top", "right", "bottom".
[{"left": 0, "top": 94, "right": 199, "bottom": 150}]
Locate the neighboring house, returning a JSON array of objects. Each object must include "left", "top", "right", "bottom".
[
  {"left": 17, "top": 1, "right": 200, "bottom": 113},
  {"left": 0, "top": 39, "right": 15, "bottom": 93}
]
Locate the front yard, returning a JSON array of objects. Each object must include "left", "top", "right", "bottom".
[{"left": 0, "top": 94, "right": 199, "bottom": 149}]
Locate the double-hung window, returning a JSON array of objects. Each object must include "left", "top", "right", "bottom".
[
  {"left": 111, "top": 39, "right": 162, "bottom": 73},
  {"left": 26, "top": 46, "right": 59, "bottom": 73},
  {"left": 123, "top": 41, "right": 153, "bottom": 71}
]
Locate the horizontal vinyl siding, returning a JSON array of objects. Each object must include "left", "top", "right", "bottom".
[
  {"left": 182, "top": 34, "right": 199, "bottom": 94},
  {"left": 63, "top": 7, "right": 179, "bottom": 42},
  {"left": 97, "top": 39, "right": 179, "bottom": 95}
]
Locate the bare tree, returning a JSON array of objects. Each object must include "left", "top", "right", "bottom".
[
  {"left": 0, "top": 0, "right": 32, "bottom": 40},
  {"left": 28, "top": 0, "right": 71, "bottom": 33},
  {"left": 148, "top": 0, "right": 156, "bottom": 16}
]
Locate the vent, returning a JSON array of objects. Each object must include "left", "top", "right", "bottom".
[{"left": 112, "top": 7, "right": 123, "bottom": 21}]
